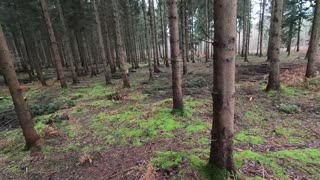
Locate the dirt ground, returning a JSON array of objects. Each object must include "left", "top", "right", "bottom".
[{"left": 0, "top": 52, "right": 319, "bottom": 180}]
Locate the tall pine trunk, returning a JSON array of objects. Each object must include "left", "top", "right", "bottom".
[
  {"left": 111, "top": 0, "right": 131, "bottom": 88},
  {"left": 259, "top": 0, "right": 266, "bottom": 57},
  {"left": 93, "top": 0, "right": 111, "bottom": 84},
  {"left": 40, "top": 0, "right": 67, "bottom": 88},
  {"left": 56, "top": 0, "right": 79, "bottom": 84},
  {"left": 142, "top": 0, "right": 153, "bottom": 79},
  {"left": 306, "top": 0, "right": 320, "bottom": 78},
  {"left": 266, "top": 0, "right": 283, "bottom": 91},
  {"left": 0, "top": 25, "right": 40, "bottom": 149},
  {"left": 168, "top": 0, "right": 184, "bottom": 112},
  {"left": 209, "top": 0, "right": 236, "bottom": 174}
]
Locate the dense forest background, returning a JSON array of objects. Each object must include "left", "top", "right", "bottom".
[{"left": 0, "top": 0, "right": 319, "bottom": 179}]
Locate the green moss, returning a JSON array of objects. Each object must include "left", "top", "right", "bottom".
[
  {"left": 269, "top": 149, "right": 320, "bottom": 178},
  {"left": 6, "top": 164, "right": 19, "bottom": 173},
  {"left": 25, "top": 89, "right": 41, "bottom": 98},
  {"left": 0, "top": 96, "right": 13, "bottom": 111},
  {"left": 235, "top": 132, "right": 265, "bottom": 145},
  {"left": 87, "top": 100, "right": 116, "bottom": 108},
  {"left": 151, "top": 151, "right": 186, "bottom": 169},
  {"left": 63, "top": 142, "right": 80, "bottom": 152},
  {"left": 64, "top": 124, "right": 77, "bottom": 138},
  {"left": 128, "top": 93, "right": 149, "bottom": 101},
  {"left": 71, "top": 108, "right": 88, "bottom": 117},
  {"left": 280, "top": 86, "right": 296, "bottom": 96},
  {"left": 242, "top": 108, "right": 267, "bottom": 124},
  {"left": 197, "top": 137, "right": 209, "bottom": 145},
  {"left": 234, "top": 151, "right": 285, "bottom": 178},
  {"left": 277, "top": 103, "right": 301, "bottom": 114},
  {"left": 41, "top": 145, "right": 52, "bottom": 156}
]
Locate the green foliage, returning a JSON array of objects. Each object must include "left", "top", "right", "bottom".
[
  {"left": 0, "top": 96, "right": 13, "bottom": 111},
  {"left": 31, "top": 103, "right": 60, "bottom": 117},
  {"left": 71, "top": 108, "right": 88, "bottom": 117},
  {"left": 234, "top": 151, "right": 285, "bottom": 178},
  {"left": 128, "top": 93, "right": 149, "bottom": 101},
  {"left": 87, "top": 100, "right": 116, "bottom": 108},
  {"left": 235, "top": 132, "right": 265, "bottom": 145},
  {"left": 277, "top": 103, "right": 301, "bottom": 113},
  {"left": 63, "top": 142, "right": 80, "bottom": 152},
  {"left": 280, "top": 86, "right": 296, "bottom": 96},
  {"left": 151, "top": 151, "right": 187, "bottom": 169}
]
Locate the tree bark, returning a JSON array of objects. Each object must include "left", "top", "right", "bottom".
[
  {"left": 149, "top": 0, "right": 161, "bottom": 72},
  {"left": 142, "top": 0, "right": 154, "bottom": 80},
  {"left": 306, "top": 0, "right": 320, "bottom": 78},
  {"left": 259, "top": 0, "right": 266, "bottom": 57},
  {"left": 209, "top": 0, "right": 236, "bottom": 174},
  {"left": 56, "top": 0, "right": 79, "bottom": 84},
  {"left": 0, "top": 25, "right": 40, "bottom": 149},
  {"left": 266, "top": 0, "right": 283, "bottom": 91},
  {"left": 168, "top": 0, "right": 184, "bottom": 112},
  {"left": 40, "top": 0, "right": 67, "bottom": 88},
  {"left": 164, "top": 1, "right": 170, "bottom": 67},
  {"left": 93, "top": 0, "right": 112, "bottom": 84},
  {"left": 111, "top": 0, "right": 131, "bottom": 88}
]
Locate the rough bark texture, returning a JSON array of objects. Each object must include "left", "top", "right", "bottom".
[
  {"left": 93, "top": 0, "right": 111, "bottom": 84},
  {"left": 40, "top": 0, "right": 67, "bottom": 88},
  {"left": 164, "top": 1, "right": 169, "bottom": 67},
  {"left": 168, "top": 0, "right": 184, "bottom": 112},
  {"left": 111, "top": 0, "right": 131, "bottom": 88},
  {"left": 0, "top": 25, "right": 40, "bottom": 149},
  {"left": 266, "top": 0, "right": 283, "bottom": 91},
  {"left": 209, "top": 0, "right": 236, "bottom": 174},
  {"left": 306, "top": 0, "right": 320, "bottom": 78}
]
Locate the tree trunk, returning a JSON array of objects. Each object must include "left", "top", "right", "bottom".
[
  {"left": 266, "top": 0, "right": 283, "bottom": 91},
  {"left": 168, "top": 0, "right": 184, "bottom": 112},
  {"left": 111, "top": 0, "right": 131, "bottom": 88},
  {"left": 164, "top": 1, "right": 170, "bottom": 67},
  {"left": 287, "top": 23, "right": 293, "bottom": 56},
  {"left": 259, "top": 0, "right": 266, "bottom": 57},
  {"left": 40, "top": 0, "right": 67, "bottom": 88},
  {"left": 142, "top": 0, "right": 154, "bottom": 80},
  {"left": 0, "top": 25, "right": 40, "bottom": 149},
  {"left": 306, "top": 0, "right": 320, "bottom": 78},
  {"left": 296, "top": 2, "right": 302, "bottom": 52},
  {"left": 205, "top": 0, "right": 210, "bottom": 61},
  {"left": 181, "top": 0, "right": 187, "bottom": 75},
  {"left": 56, "top": 0, "right": 79, "bottom": 84},
  {"left": 93, "top": 0, "right": 111, "bottom": 84},
  {"left": 241, "top": 0, "right": 247, "bottom": 57},
  {"left": 149, "top": 0, "right": 161, "bottom": 71},
  {"left": 209, "top": 0, "right": 236, "bottom": 174}
]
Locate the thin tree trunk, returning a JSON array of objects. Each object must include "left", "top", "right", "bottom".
[
  {"left": 259, "top": 0, "right": 266, "bottom": 57},
  {"left": 0, "top": 25, "right": 40, "bottom": 149},
  {"left": 168, "top": 0, "right": 184, "bottom": 112},
  {"left": 149, "top": 0, "right": 161, "bottom": 72},
  {"left": 306, "top": 0, "right": 320, "bottom": 78},
  {"left": 296, "top": 2, "right": 302, "bottom": 52},
  {"left": 40, "top": 0, "right": 67, "bottom": 88},
  {"left": 266, "top": 0, "right": 283, "bottom": 91},
  {"left": 111, "top": 0, "right": 131, "bottom": 88},
  {"left": 181, "top": 0, "right": 187, "bottom": 75},
  {"left": 164, "top": 1, "right": 169, "bottom": 67},
  {"left": 142, "top": 0, "right": 153, "bottom": 79},
  {"left": 209, "top": 0, "right": 236, "bottom": 174},
  {"left": 56, "top": 0, "right": 79, "bottom": 84},
  {"left": 287, "top": 23, "right": 293, "bottom": 56}
]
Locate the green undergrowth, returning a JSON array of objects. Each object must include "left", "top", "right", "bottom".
[
  {"left": 235, "top": 131, "right": 265, "bottom": 145},
  {"left": 235, "top": 149, "right": 320, "bottom": 179},
  {"left": 89, "top": 97, "right": 210, "bottom": 146},
  {"left": 0, "top": 96, "right": 13, "bottom": 111}
]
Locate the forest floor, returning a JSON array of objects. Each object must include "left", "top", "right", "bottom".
[{"left": 0, "top": 52, "right": 320, "bottom": 180}]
